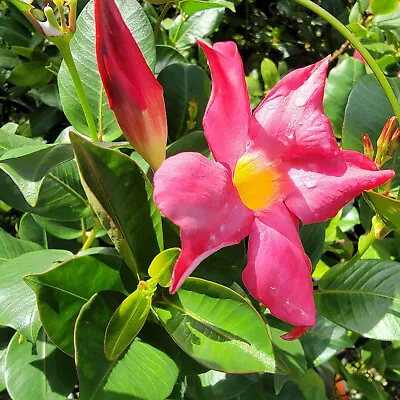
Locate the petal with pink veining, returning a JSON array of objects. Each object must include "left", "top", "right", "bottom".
[
  {"left": 254, "top": 57, "right": 339, "bottom": 158},
  {"left": 242, "top": 202, "right": 315, "bottom": 328},
  {"left": 284, "top": 150, "right": 395, "bottom": 224},
  {"left": 153, "top": 153, "right": 254, "bottom": 293},
  {"left": 197, "top": 39, "right": 252, "bottom": 170}
]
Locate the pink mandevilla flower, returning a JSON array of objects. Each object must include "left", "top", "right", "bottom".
[{"left": 154, "top": 40, "right": 394, "bottom": 340}]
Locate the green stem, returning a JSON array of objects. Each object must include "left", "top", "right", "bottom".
[
  {"left": 80, "top": 219, "right": 102, "bottom": 251},
  {"left": 154, "top": 2, "right": 172, "bottom": 43},
  {"left": 56, "top": 39, "right": 98, "bottom": 142},
  {"left": 319, "top": 229, "right": 376, "bottom": 284},
  {"left": 294, "top": 0, "right": 400, "bottom": 122}
]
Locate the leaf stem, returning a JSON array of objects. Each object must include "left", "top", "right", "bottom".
[
  {"left": 81, "top": 219, "right": 102, "bottom": 251},
  {"left": 294, "top": 0, "right": 400, "bottom": 122},
  {"left": 56, "top": 39, "right": 98, "bottom": 142},
  {"left": 154, "top": 2, "right": 172, "bottom": 43}
]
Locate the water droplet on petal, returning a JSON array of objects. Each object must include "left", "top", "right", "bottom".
[{"left": 304, "top": 180, "right": 317, "bottom": 189}]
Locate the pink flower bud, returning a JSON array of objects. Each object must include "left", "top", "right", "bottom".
[{"left": 95, "top": 0, "right": 167, "bottom": 171}]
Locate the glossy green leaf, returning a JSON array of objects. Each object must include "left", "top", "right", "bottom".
[
  {"left": 8, "top": 62, "right": 52, "bottom": 87},
  {"left": 0, "top": 16, "right": 30, "bottom": 47},
  {"left": 4, "top": 330, "right": 76, "bottom": 400},
  {"left": 316, "top": 259, "right": 400, "bottom": 340},
  {"left": 0, "top": 48, "right": 19, "bottom": 69},
  {"left": 0, "top": 226, "right": 42, "bottom": 263},
  {"left": 185, "top": 370, "right": 257, "bottom": 400},
  {"left": 166, "top": 130, "right": 211, "bottom": 158},
  {"left": 24, "top": 250, "right": 128, "bottom": 356},
  {"left": 58, "top": 0, "right": 155, "bottom": 141},
  {"left": 0, "top": 250, "right": 71, "bottom": 341},
  {"left": 371, "top": 0, "right": 399, "bottom": 15},
  {"left": 155, "top": 45, "right": 186, "bottom": 75},
  {"left": 158, "top": 64, "right": 211, "bottom": 140},
  {"left": 300, "top": 313, "right": 354, "bottom": 366},
  {"left": 363, "top": 190, "right": 400, "bottom": 230},
  {"left": 0, "top": 328, "right": 14, "bottom": 391},
  {"left": 105, "top": 285, "right": 152, "bottom": 360},
  {"left": 261, "top": 58, "right": 279, "bottom": 90},
  {"left": 0, "top": 143, "right": 73, "bottom": 181},
  {"left": 169, "top": 9, "right": 224, "bottom": 50},
  {"left": 75, "top": 291, "right": 178, "bottom": 400},
  {"left": 148, "top": 248, "right": 180, "bottom": 287},
  {"left": 374, "top": 5, "right": 400, "bottom": 29},
  {"left": 18, "top": 213, "right": 47, "bottom": 248},
  {"left": 297, "top": 369, "right": 328, "bottom": 400},
  {"left": 70, "top": 133, "right": 163, "bottom": 276},
  {"left": 153, "top": 277, "right": 278, "bottom": 373},
  {"left": 324, "top": 58, "right": 366, "bottom": 137},
  {"left": 299, "top": 222, "right": 325, "bottom": 269},
  {"left": 179, "top": 0, "right": 235, "bottom": 16},
  {"left": 32, "top": 214, "right": 84, "bottom": 240}
]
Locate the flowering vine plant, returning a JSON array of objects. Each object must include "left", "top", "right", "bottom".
[{"left": 0, "top": 0, "right": 400, "bottom": 399}]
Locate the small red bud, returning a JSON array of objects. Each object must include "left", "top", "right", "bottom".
[{"left": 362, "top": 134, "right": 374, "bottom": 160}]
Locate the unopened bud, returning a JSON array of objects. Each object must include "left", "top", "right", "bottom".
[
  {"left": 387, "top": 128, "right": 400, "bottom": 159},
  {"left": 362, "top": 134, "right": 374, "bottom": 160},
  {"left": 375, "top": 116, "right": 398, "bottom": 167}
]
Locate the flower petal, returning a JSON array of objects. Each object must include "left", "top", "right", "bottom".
[
  {"left": 197, "top": 39, "right": 252, "bottom": 170},
  {"left": 95, "top": 0, "right": 167, "bottom": 170},
  {"left": 284, "top": 150, "right": 395, "bottom": 224},
  {"left": 242, "top": 202, "right": 315, "bottom": 328},
  {"left": 154, "top": 153, "right": 254, "bottom": 293},
  {"left": 253, "top": 57, "right": 339, "bottom": 158}
]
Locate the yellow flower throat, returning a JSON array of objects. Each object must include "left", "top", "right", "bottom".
[{"left": 233, "top": 151, "right": 281, "bottom": 211}]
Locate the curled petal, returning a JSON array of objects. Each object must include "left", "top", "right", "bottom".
[
  {"left": 284, "top": 150, "right": 395, "bottom": 224},
  {"left": 253, "top": 57, "right": 339, "bottom": 158},
  {"left": 95, "top": 0, "right": 167, "bottom": 170},
  {"left": 242, "top": 202, "right": 315, "bottom": 329},
  {"left": 154, "top": 153, "right": 254, "bottom": 293},
  {"left": 197, "top": 39, "right": 252, "bottom": 170}
]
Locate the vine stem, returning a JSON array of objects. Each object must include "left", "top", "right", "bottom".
[
  {"left": 56, "top": 39, "right": 98, "bottom": 142},
  {"left": 154, "top": 2, "right": 172, "bottom": 43},
  {"left": 294, "top": 0, "right": 400, "bottom": 122}
]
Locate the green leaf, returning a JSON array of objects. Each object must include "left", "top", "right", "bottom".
[
  {"left": 179, "top": 0, "right": 235, "bottom": 16},
  {"left": 261, "top": 58, "right": 279, "bottom": 90},
  {"left": 300, "top": 313, "right": 354, "bottom": 367},
  {"left": 363, "top": 190, "right": 400, "bottom": 230},
  {"left": 155, "top": 45, "right": 186, "bottom": 75},
  {"left": 18, "top": 213, "right": 47, "bottom": 248},
  {"left": 0, "top": 143, "right": 74, "bottom": 181},
  {"left": 342, "top": 75, "right": 400, "bottom": 195},
  {"left": 32, "top": 214, "right": 84, "bottom": 240},
  {"left": 0, "top": 328, "right": 14, "bottom": 391},
  {"left": 316, "top": 259, "right": 400, "bottom": 340},
  {"left": 8, "top": 62, "right": 52, "bottom": 87},
  {"left": 58, "top": 0, "right": 156, "bottom": 141},
  {"left": 158, "top": 64, "right": 211, "bottom": 140},
  {"left": 24, "top": 250, "right": 128, "bottom": 356},
  {"left": 374, "top": 4, "right": 400, "bottom": 29},
  {"left": 153, "top": 277, "right": 279, "bottom": 373},
  {"left": 148, "top": 248, "right": 181, "bottom": 287},
  {"left": 299, "top": 222, "right": 325, "bottom": 269},
  {"left": 166, "top": 130, "right": 211, "bottom": 158},
  {"left": 169, "top": 9, "right": 224, "bottom": 51},
  {"left": 4, "top": 330, "right": 76, "bottom": 400},
  {"left": 105, "top": 285, "right": 152, "bottom": 360},
  {"left": 297, "top": 369, "right": 328, "bottom": 400},
  {"left": 0, "top": 250, "right": 71, "bottom": 341},
  {"left": 0, "top": 48, "right": 20, "bottom": 69},
  {"left": 185, "top": 370, "right": 257, "bottom": 400},
  {"left": 70, "top": 133, "right": 163, "bottom": 276},
  {"left": 75, "top": 291, "right": 178, "bottom": 400},
  {"left": 0, "top": 16, "right": 30, "bottom": 47},
  {"left": 0, "top": 226, "right": 42, "bottom": 263},
  {"left": 324, "top": 58, "right": 366, "bottom": 137},
  {"left": 371, "top": 0, "right": 399, "bottom": 15}
]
